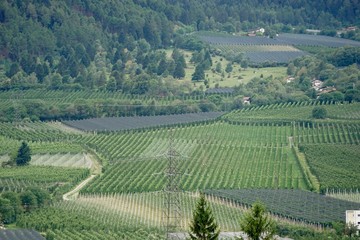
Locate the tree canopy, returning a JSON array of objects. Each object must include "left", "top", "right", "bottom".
[{"left": 312, "top": 106, "right": 327, "bottom": 119}]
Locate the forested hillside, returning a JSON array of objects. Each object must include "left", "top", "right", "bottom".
[{"left": 1, "top": 0, "right": 359, "bottom": 93}]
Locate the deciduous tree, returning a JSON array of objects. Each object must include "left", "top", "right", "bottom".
[
  {"left": 19, "top": 191, "right": 37, "bottom": 212},
  {"left": 312, "top": 106, "right": 327, "bottom": 119},
  {"left": 0, "top": 198, "right": 15, "bottom": 224}
]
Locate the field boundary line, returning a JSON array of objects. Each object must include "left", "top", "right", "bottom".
[{"left": 292, "top": 147, "right": 320, "bottom": 192}]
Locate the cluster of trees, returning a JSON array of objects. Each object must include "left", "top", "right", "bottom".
[
  {"left": 286, "top": 51, "right": 360, "bottom": 103},
  {"left": 191, "top": 49, "right": 213, "bottom": 82},
  {"left": 0, "top": 95, "right": 229, "bottom": 122},
  {"left": 0, "top": 187, "right": 51, "bottom": 224},
  {"left": 126, "top": 0, "right": 358, "bottom": 31},
  {"left": 233, "top": 75, "right": 309, "bottom": 107},
  {"left": 189, "top": 194, "right": 275, "bottom": 240},
  {"left": 0, "top": 0, "right": 174, "bottom": 92},
  {"left": 1, "top": 0, "right": 358, "bottom": 94}
]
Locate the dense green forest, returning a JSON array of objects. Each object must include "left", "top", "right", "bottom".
[{"left": 1, "top": 0, "right": 359, "bottom": 95}]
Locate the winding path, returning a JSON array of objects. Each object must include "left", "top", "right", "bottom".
[
  {"left": 63, "top": 153, "right": 101, "bottom": 201},
  {"left": 63, "top": 174, "right": 96, "bottom": 200}
]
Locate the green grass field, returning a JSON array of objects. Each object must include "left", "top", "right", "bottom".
[{"left": 165, "top": 49, "right": 287, "bottom": 89}]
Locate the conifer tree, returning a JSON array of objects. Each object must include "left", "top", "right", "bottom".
[
  {"left": 239, "top": 202, "right": 276, "bottom": 240},
  {"left": 15, "top": 142, "right": 31, "bottom": 166},
  {"left": 173, "top": 59, "right": 186, "bottom": 78},
  {"left": 157, "top": 58, "right": 168, "bottom": 75},
  {"left": 204, "top": 50, "right": 212, "bottom": 67},
  {"left": 192, "top": 63, "right": 205, "bottom": 81},
  {"left": 189, "top": 193, "right": 220, "bottom": 240},
  {"left": 215, "top": 62, "right": 222, "bottom": 73},
  {"left": 225, "top": 63, "right": 233, "bottom": 73}
]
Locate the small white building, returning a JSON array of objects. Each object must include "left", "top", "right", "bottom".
[
  {"left": 257, "top": 28, "right": 265, "bottom": 34},
  {"left": 346, "top": 210, "right": 360, "bottom": 232},
  {"left": 243, "top": 96, "right": 251, "bottom": 105},
  {"left": 306, "top": 29, "right": 321, "bottom": 35},
  {"left": 286, "top": 77, "right": 295, "bottom": 83},
  {"left": 312, "top": 79, "right": 323, "bottom": 91}
]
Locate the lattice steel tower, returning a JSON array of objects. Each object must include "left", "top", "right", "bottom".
[{"left": 162, "top": 130, "right": 182, "bottom": 239}]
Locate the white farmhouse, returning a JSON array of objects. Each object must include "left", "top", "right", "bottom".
[{"left": 346, "top": 210, "right": 360, "bottom": 233}]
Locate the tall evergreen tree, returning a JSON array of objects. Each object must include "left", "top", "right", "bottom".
[
  {"left": 215, "top": 62, "right": 222, "bottom": 73},
  {"left": 204, "top": 50, "right": 212, "bottom": 67},
  {"left": 173, "top": 60, "right": 186, "bottom": 79},
  {"left": 15, "top": 142, "right": 31, "bottom": 166},
  {"left": 157, "top": 58, "right": 168, "bottom": 75},
  {"left": 192, "top": 63, "right": 205, "bottom": 81},
  {"left": 225, "top": 62, "right": 233, "bottom": 73},
  {"left": 189, "top": 193, "right": 220, "bottom": 240}
]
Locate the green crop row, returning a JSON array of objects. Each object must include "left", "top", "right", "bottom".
[
  {"left": 0, "top": 166, "right": 89, "bottom": 188},
  {"left": 17, "top": 192, "right": 244, "bottom": 232},
  {"left": 294, "top": 122, "right": 360, "bottom": 145},
  {"left": 0, "top": 178, "right": 56, "bottom": 193},
  {"left": 47, "top": 229, "right": 164, "bottom": 240},
  {"left": 79, "top": 118, "right": 359, "bottom": 193},
  {"left": 301, "top": 144, "right": 360, "bottom": 192},
  {"left": 31, "top": 153, "right": 91, "bottom": 168},
  {"left": 225, "top": 102, "right": 360, "bottom": 121},
  {"left": 80, "top": 122, "right": 294, "bottom": 192},
  {"left": 0, "top": 122, "right": 78, "bottom": 142},
  {"left": 0, "top": 89, "right": 230, "bottom": 105},
  {"left": 81, "top": 122, "right": 292, "bottom": 163}
]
